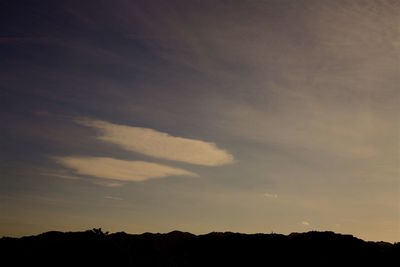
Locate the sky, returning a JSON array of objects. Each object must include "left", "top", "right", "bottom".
[{"left": 1, "top": 0, "right": 399, "bottom": 242}]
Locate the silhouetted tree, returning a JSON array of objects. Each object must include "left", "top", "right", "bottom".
[{"left": 92, "top": 228, "right": 109, "bottom": 235}]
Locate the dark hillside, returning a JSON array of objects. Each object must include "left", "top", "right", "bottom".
[{"left": 1, "top": 229, "right": 398, "bottom": 266}]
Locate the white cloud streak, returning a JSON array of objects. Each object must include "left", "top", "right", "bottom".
[
  {"left": 75, "top": 118, "right": 234, "bottom": 166},
  {"left": 54, "top": 156, "right": 197, "bottom": 182}
]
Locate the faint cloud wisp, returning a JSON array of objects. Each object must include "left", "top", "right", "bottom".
[
  {"left": 54, "top": 156, "right": 197, "bottom": 182},
  {"left": 104, "top": 196, "right": 123, "bottom": 201},
  {"left": 263, "top": 192, "right": 278, "bottom": 199}
]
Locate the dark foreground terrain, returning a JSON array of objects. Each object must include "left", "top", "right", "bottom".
[{"left": 1, "top": 229, "right": 399, "bottom": 266}]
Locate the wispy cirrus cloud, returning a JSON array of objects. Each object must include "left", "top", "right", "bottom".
[
  {"left": 75, "top": 118, "right": 234, "bottom": 166},
  {"left": 54, "top": 156, "right": 197, "bottom": 182}
]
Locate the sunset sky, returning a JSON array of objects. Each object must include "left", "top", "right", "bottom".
[{"left": 1, "top": 0, "right": 399, "bottom": 242}]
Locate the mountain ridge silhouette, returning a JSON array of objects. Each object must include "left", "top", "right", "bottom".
[{"left": 1, "top": 229, "right": 398, "bottom": 266}]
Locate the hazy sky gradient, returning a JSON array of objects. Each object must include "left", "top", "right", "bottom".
[{"left": 1, "top": 0, "right": 399, "bottom": 242}]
